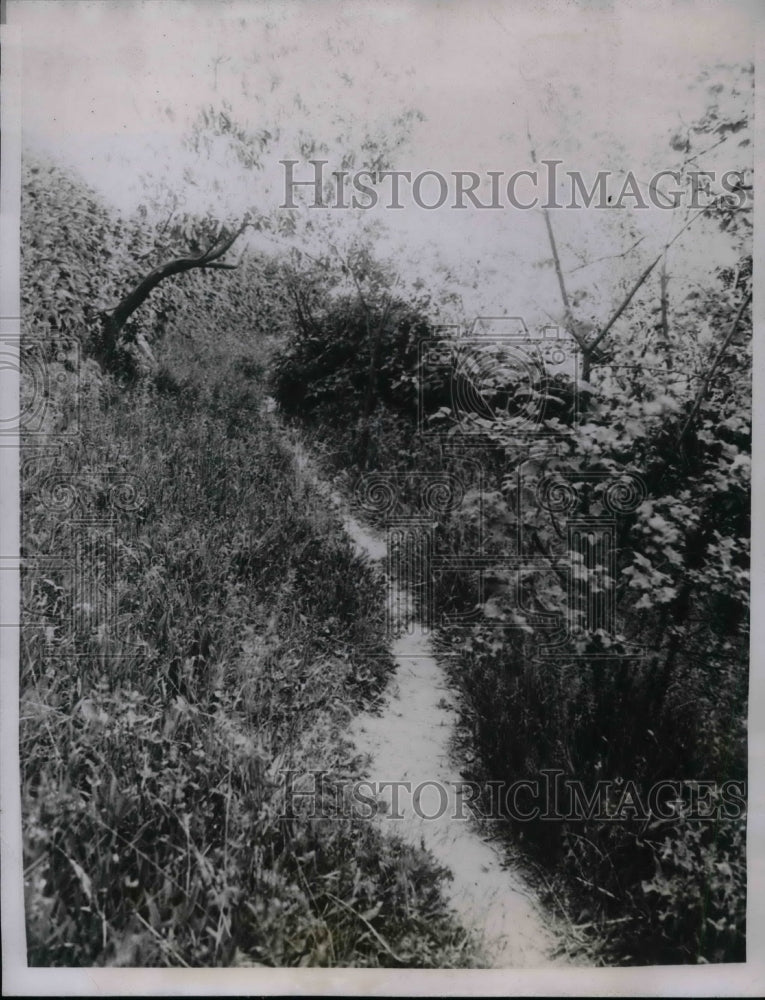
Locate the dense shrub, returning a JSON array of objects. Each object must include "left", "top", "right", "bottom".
[
  {"left": 271, "top": 291, "right": 435, "bottom": 425},
  {"left": 275, "top": 254, "right": 750, "bottom": 964}
]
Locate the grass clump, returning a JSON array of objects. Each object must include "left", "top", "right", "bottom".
[{"left": 21, "top": 332, "right": 479, "bottom": 967}]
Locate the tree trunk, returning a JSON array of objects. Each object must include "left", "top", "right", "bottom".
[{"left": 94, "top": 219, "right": 249, "bottom": 371}]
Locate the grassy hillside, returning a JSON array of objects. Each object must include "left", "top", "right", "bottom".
[{"left": 20, "top": 157, "right": 480, "bottom": 968}]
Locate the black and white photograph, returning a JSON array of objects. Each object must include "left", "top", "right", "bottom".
[{"left": 1, "top": 0, "right": 762, "bottom": 994}]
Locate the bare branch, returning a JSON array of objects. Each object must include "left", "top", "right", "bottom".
[
  {"left": 585, "top": 253, "right": 663, "bottom": 357},
  {"left": 585, "top": 206, "right": 712, "bottom": 358},
  {"left": 196, "top": 218, "right": 251, "bottom": 265},
  {"left": 659, "top": 259, "right": 670, "bottom": 364},
  {"left": 569, "top": 234, "right": 647, "bottom": 273},
  {"left": 676, "top": 289, "right": 752, "bottom": 448},
  {"left": 96, "top": 216, "right": 252, "bottom": 367},
  {"left": 527, "top": 124, "right": 589, "bottom": 357}
]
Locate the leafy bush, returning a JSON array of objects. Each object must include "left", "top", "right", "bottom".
[
  {"left": 276, "top": 263, "right": 750, "bottom": 965},
  {"left": 271, "top": 290, "right": 434, "bottom": 424}
]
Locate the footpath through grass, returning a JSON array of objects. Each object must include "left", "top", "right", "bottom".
[{"left": 21, "top": 332, "right": 481, "bottom": 968}]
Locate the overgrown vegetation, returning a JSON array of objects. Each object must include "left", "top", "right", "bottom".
[
  {"left": 20, "top": 57, "right": 751, "bottom": 969},
  {"left": 21, "top": 157, "right": 481, "bottom": 967},
  {"left": 271, "top": 70, "right": 752, "bottom": 965}
]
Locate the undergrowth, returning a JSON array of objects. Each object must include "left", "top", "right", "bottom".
[
  {"left": 271, "top": 281, "right": 749, "bottom": 966},
  {"left": 21, "top": 333, "right": 480, "bottom": 967}
]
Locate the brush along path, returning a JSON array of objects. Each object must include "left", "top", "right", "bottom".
[{"left": 288, "top": 432, "right": 572, "bottom": 968}]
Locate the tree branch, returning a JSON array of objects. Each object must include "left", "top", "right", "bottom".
[
  {"left": 585, "top": 253, "right": 663, "bottom": 357},
  {"left": 585, "top": 205, "right": 714, "bottom": 360},
  {"left": 527, "top": 124, "right": 589, "bottom": 358},
  {"left": 676, "top": 288, "right": 752, "bottom": 448},
  {"left": 97, "top": 216, "right": 251, "bottom": 367},
  {"left": 569, "top": 234, "right": 646, "bottom": 273}
]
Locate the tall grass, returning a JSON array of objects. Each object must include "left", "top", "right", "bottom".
[{"left": 21, "top": 334, "right": 480, "bottom": 967}]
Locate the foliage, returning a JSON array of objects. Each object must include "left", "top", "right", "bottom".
[
  {"left": 21, "top": 56, "right": 752, "bottom": 966},
  {"left": 270, "top": 244, "right": 443, "bottom": 478},
  {"left": 21, "top": 153, "right": 287, "bottom": 379},
  {"left": 21, "top": 158, "right": 481, "bottom": 967},
  {"left": 273, "top": 71, "right": 752, "bottom": 965},
  {"left": 272, "top": 292, "right": 431, "bottom": 421}
]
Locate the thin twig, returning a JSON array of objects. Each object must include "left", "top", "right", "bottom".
[
  {"left": 585, "top": 253, "right": 664, "bottom": 357},
  {"left": 527, "top": 123, "right": 588, "bottom": 356},
  {"left": 675, "top": 289, "right": 752, "bottom": 448},
  {"left": 569, "top": 235, "right": 647, "bottom": 273}
]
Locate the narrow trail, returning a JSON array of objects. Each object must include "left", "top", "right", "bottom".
[{"left": 289, "top": 434, "right": 574, "bottom": 968}]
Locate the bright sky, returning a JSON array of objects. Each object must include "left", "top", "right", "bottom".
[{"left": 9, "top": 0, "right": 757, "bottom": 324}]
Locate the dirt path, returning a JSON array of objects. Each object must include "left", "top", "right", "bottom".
[{"left": 289, "top": 432, "right": 573, "bottom": 968}]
